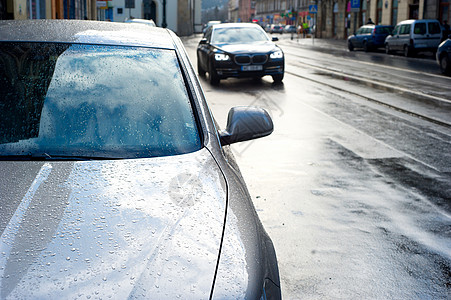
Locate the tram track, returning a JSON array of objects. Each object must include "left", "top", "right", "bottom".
[
  {"left": 281, "top": 44, "right": 451, "bottom": 129},
  {"left": 286, "top": 68, "right": 451, "bottom": 129}
]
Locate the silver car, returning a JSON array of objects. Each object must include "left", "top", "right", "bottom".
[
  {"left": 124, "top": 18, "right": 156, "bottom": 26},
  {"left": 0, "top": 20, "right": 281, "bottom": 299},
  {"left": 384, "top": 19, "right": 442, "bottom": 56}
]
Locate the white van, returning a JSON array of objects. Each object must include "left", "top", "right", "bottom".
[{"left": 384, "top": 19, "right": 442, "bottom": 56}]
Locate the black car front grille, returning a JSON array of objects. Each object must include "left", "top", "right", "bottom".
[
  {"left": 235, "top": 55, "right": 251, "bottom": 64},
  {"left": 234, "top": 54, "right": 268, "bottom": 65},
  {"left": 252, "top": 54, "right": 267, "bottom": 64}
]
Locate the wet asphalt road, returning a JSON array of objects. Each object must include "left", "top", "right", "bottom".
[{"left": 182, "top": 34, "right": 451, "bottom": 299}]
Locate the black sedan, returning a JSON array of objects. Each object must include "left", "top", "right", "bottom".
[
  {"left": 437, "top": 38, "right": 451, "bottom": 75},
  {"left": 197, "top": 23, "right": 285, "bottom": 85},
  {"left": 0, "top": 20, "right": 281, "bottom": 299}
]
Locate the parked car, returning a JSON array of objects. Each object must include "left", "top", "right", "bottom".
[
  {"left": 384, "top": 19, "right": 442, "bottom": 57},
  {"left": 197, "top": 22, "right": 285, "bottom": 85},
  {"left": 264, "top": 24, "right": 271, "bottom": 32},
  {"left": 284, "top": 25, "right": 297, "bottom": 33},
  {"left": 124, "top": 18, "right": 156, "bottom": 26},
  {"left": 347, "top": 24, "right": 393, "bottom": 52},
  {"left": 0, "top": 20, "right": 281, "bottom": 299},
  {"left": 270, "top": 24, "right": 284, "bottom": 34},
  {"left": 203, "top": 20, "right": 221, "bottom": 35},
  {"left": 437, "top": 38, "right": 451, "bottom": 75}
]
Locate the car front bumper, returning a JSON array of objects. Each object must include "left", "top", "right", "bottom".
[{"left": 213, "top": 59, "right": 284, "bottom": 79}]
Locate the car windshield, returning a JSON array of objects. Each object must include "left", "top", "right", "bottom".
[
  {"left": 0, "top": 42, "right": 201, "bottom": 159},
  {"left": 211, "top": 27, "right": 270, "bottom": 44}
]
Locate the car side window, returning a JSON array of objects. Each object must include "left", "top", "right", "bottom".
[
  {"left": 428, "top": 22, "right": 441, "bottom": 34},
  {"left": 400, "top": 24, "right": 410, "bottom": 35},
  {"left": 376, "top": 27, "right": 391, "bottom": 34},
  {"left": 205, "top": 28, "right": 212, "bottom": 42},
  {"left": 400, "top": 25, "right": 405, "bottom": 35},
  {"left": 393, "top": 26, "right": 399, "bottom": 35},
  {"left": 414, "top": 23, "right": 426, "bottom": 35}
]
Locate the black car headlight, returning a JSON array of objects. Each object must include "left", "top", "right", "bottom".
[
  {"left": 214, "top": 53, "right": 231, "bottom": 61},
  {"left": 270, "top": 50, "right": 283, "bottom": 59}
]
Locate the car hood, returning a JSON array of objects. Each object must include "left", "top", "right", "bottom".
[
  {"left": 214, "top": 42, "right": 279, "bottom": 54},
  {"left": 0, "top": 148, "right": 226, "bottom": 299}
]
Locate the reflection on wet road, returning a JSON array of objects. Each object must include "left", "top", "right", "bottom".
[{"left": 182, "top": 35, "right": 451, "bottom": 299}]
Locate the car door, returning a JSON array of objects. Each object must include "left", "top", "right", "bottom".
[
  {"left": 397, "top": 24, "right": 411, "bottom": 50},
  {"left": 363, "top": 27, "right": 373, "bottom": 46},
  {"left": 374, "top": 26, "right": 392, "bottom": 47},
  {"left": 197, "top": 27, "right": 213, "bottom": 71},
  {"left": 427, "top": 21, "right": 442, "bottom": 48},
  {"left": 388, "top": 25, "right": 400, "bottom": 50},
  {"left": 412, "top": 21, "right": 427, "bottom": 50},
  {"left": 353, "top": 28, "right": 364, "bottom": 47}
]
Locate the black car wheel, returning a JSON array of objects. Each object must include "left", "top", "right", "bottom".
[
  {"left": 403, "top": 45, "right": 413, "bottom": 57},
  {"left": 209, "top": 61, "right": 220, "bottom": 85},
  {"left": 348, "top": 41, "right": 354, "bottom": 51},
  {"left": 197, "top": 59, "right": 206, "bottom": 77},
  {"left": 272, "top": 73, "right": 284, "bottom": 84},
  {"left": 385, "top": 43, "right": 391, "bottom": 54},
  {"left": 440, "top": 53, "right": 451, "bottom": 75}
]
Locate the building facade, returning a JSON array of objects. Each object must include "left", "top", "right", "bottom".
[
  {"left": 0, "top": 0, "right": 96, "bottom": 20},
  {"left": 229, "top": 0, "right": 240, "bottom": 21},
  {"left": 250, "top": 0, "right": 449, "bottom": 39},
  {"left": 0, "top": 0, "right": 202, "bottom": 35},
  {"left": 239, "top": 0, "right": 255, "bottom": 21}
]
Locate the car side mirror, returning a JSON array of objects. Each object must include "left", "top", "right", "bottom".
[
  {"left": 219, "top": 106, "right": 273, "bottom": 146},
  {"left": 199, "top": 38, "right": 208, "bottom": 44},
  {"left": 272, "top": 37, "right": 279, "bottom": 42}
]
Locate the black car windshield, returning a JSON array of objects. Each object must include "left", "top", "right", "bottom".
[
  {"left": 211, "top": 27, "right": 270, "bottom": 44},
  {"left": 0, "top": 43, "right": 201, "bottom": 159}
]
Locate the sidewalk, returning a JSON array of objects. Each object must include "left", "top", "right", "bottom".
[{"left": 280, "top": 34, "right": 348, "bottom": 49}]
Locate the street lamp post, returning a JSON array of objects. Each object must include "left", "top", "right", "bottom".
[{"left": 162, "top": 0, "right": 167, "bottom": 28}]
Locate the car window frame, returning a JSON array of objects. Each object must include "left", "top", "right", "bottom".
[{"left": 205, "top": 27, "right": 213, "bottom": 42}]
